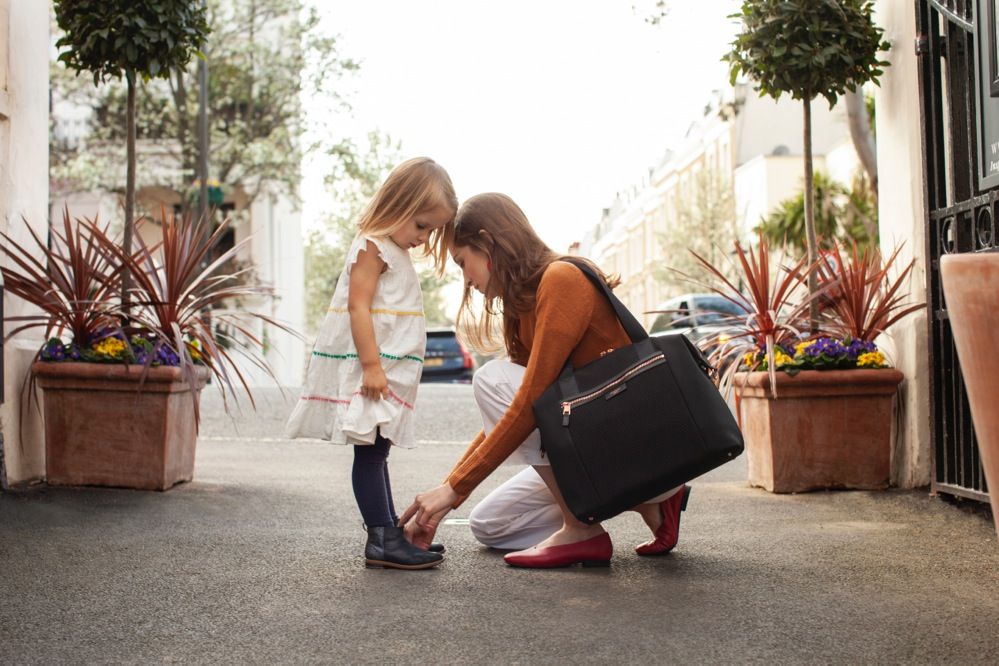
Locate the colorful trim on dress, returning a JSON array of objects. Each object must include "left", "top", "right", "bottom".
[
  {"left": 300, "top": 389, "right": 415, "bottom": 410},
  {"left": 312, "top": 351, "right": 423, "bottom": 363},
  {"left": 328, "top": 307, "right": 424, "bottom": 317},
  {"left": 299, "top": 395, "right": 351, "bottom": 406}
]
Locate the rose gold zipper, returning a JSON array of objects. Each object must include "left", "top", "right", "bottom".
[{"left": 560, "top": 353, "right": 665, "bottom": 426}]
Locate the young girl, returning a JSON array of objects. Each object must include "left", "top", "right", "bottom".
[{"left": 285, "top": 157, "right": 457, "bottom": 570}]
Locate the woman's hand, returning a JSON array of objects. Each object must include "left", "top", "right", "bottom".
[
  {"left": 402, "top": 507, "right": 449, "bottom": 549},
  {"left": 360, "top": 363, "right": 390, "bottom": 400},
  {"left": 400, "top": 483, "right": 460, "bottom": 530}
]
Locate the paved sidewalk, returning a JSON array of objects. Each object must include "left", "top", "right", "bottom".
[{"left": 1, "top": 385, "right": 997, "bottom": 664}]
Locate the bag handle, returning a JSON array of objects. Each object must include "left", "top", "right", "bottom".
[
  {"left": 554, "top": 259, "right": 653, "bottom": 393},
  {"left": 563, "top": 258, "right": 649, "bottom": 343},
  {"left": 556, "top": 259, "right": 716, "bottom": 390}
]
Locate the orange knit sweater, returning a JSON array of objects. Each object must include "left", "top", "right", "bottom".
[{"left": 445, "top": 261, "right": 631, "bottom": 504}]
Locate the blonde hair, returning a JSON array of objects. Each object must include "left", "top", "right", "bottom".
[
  {"left": 358, "top": 157, "right": 457, "bottom": 274},
  {"left": 451, "top": 193, "right": 618, "bottom": 360}
]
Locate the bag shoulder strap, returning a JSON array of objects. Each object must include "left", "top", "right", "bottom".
[{"left": 562, "top": 258, "right": 648, "bottom": 343}]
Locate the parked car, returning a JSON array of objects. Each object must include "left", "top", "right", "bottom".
[
  {"left": 647, "top": 293, "right": 749, "bottom": 356},
  {"left": 422, "top": 328, "right": 475, "bottom": 383}
]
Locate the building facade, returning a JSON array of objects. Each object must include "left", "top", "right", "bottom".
[
  {"left": 0, "top": 0, "right": 51, "bottom": 486},
  {"left": 587, "top": 84, "right": 856, "bottom": 329}
]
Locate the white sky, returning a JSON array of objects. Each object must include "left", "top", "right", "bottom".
[{"left": 303, "top": 0, "right": 741, "bottom": 253}]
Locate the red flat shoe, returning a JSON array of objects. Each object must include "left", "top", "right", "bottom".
[
  {"left": 504, "top": 533, "right": 613, "bottom": 568},
  {"left": 635, "top": 485, "right": 691, "bottom": 556}
]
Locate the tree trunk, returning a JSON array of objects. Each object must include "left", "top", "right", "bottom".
[
  {"left": 803, "top": 97, "right": 819, "bottom": 333},
  {"left": 198, "top": 46, "right": 210, "bottom": 223},
  {"left": 170, "top": 69, "right": 194, "bottom": 192},
  {"left": 122, "top": 73, "right": 136, "bottom": 314},
  {"left": 845, "top": 89, "right": 878, "bottom": 200}
]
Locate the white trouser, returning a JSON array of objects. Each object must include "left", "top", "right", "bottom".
[
  {"left": 468, "top": 360, "right": 559, "bottom": 549},
  {"left": 465, "top": 359, "right": 677, "bottom": 550},
  {"left": 469, "top": 466, "right": 563, "bottom": 550}
]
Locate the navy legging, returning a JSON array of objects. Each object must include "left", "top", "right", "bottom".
[{"left": 352, "top": 434, "right": 398, "bottom": 528}]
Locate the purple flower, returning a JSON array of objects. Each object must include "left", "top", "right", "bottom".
[
  {"left": 40, "top": 339, "right": 66, "bottom": 361},
  {"left": 845, "top": 338, "right": 877, "bottom": 360},
  {"left": 804, "top": 337, "right": 848, "bottom": 358},
  {"left": 156, "top": 345, "right": 180, "bottom": 367}
]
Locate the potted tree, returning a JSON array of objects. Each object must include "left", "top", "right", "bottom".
[
  {"left": 684, "top": 237, "right": 922, "bottom": 492},
  {"left": 725, "top": 0, "right": 890, "bottom": 331},
  {"left": 718, "top": 0, "right": 909, "bottom": 492},
  {"left": 52, "top": 0, "right": 211, "bottom": 309},
  {"left": 2, "top": 210, "right": 292, "bottom": 490},
  {"left": 14, "top": 0, "right": 217, "bottom": 490}
]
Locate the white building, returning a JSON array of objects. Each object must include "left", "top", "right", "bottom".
[
  {"left": 0, "top": 0, "right": 50, "bottom": 486},
  {"left": 587, "top": 83, "right": 858, "bottom": 328}
]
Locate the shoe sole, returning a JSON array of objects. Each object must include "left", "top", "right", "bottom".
[
  {"left": 365, "top": 557, "right": 443, "bottom": 570},
  {"left": 506, "top": 559, "right": 611, "bottom": 569}
]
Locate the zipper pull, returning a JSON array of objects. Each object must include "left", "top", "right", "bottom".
[{"left": 561, "top": 402, "right": 571, "bottom": 426}]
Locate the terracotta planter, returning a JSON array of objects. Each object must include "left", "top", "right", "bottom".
[
  {"left": 940, "top": 253, "right": 999, "bottom": 534},
  {"left": 33, "top": 362, "right": 210, "bottom": 491},
  {"left": 735, "top": 369, "right": 904, "bottom": 493}
]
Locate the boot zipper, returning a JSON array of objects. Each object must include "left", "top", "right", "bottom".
[{"left": 560, "top": 352, "right": 665, "bottom": 426}]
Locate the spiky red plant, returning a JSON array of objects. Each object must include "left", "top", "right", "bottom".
[
  {"left": 0, "top": 208, "right": 122, "bottom": 347},
  {"left": 673, "top": 235, "right": 828, "bottom": 395},
  {"left": 107, "top": 210, "right": 300, "bottom": 414},
  {"left": 816, "top": 242, "right": 924, "bottom": 342}
]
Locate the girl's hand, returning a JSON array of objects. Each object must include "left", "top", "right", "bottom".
[
  {"left": 400, "top": 483, "right": 460, "bottom": 529},
  {"left": 360, "top": 364, "right": 390, "bottom": 400}
]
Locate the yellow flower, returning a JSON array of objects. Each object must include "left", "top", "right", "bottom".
[
  {"left": 857, "top": 351, "right": 886, "bottom": 368},
  {"left": 795, "top": 340, "right": 816, "bottom": 357},
  {"left": 93, "top": 337, "right": 127, "bottom": 357},
  {"left": 187, "top": 341, "right": 203, "bottom": 362},
  {"left": 774, "top": 349, "right": 793, "bottom": 367},
  {"left": 743, "top": 351, "right": 758, "bottom": 368}
]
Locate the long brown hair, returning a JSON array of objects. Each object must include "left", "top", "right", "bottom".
[
  {"left": 358, "top": 157, "right": 457, "bottom": 274},
  {"left": 452, "top": 193, "right": 618, "bottom": 359}
]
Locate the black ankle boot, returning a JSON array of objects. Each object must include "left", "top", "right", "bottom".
[{"left": 365, "top": 526, "right": 444, "bottom": 570}]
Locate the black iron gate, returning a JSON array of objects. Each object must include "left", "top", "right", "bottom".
[{"left": 917, "top": 0, "right": 995, "bottom": 502}]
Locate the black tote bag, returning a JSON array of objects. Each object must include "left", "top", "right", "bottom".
[{"left": 532, "top": 260, "right": 744, "bottom": 524}]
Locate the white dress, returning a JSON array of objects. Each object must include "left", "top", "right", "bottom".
[{"left": 284, "top": 234, "right": 425, "bottom": 448}]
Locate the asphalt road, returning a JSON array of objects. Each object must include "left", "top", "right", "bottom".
[{"left": 1, "top": 383, "right": 997, "bottom": 664}]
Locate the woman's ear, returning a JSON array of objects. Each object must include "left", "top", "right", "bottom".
[{"left": 477, "top": 229, "right": 495, "bottom": 249}]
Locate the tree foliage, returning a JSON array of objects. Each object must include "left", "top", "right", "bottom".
[
  {"left": 657, "top": 168, "right": 740, "bottom": 291},
  {"left": 632, "top": 0, "right": 669, "bottom": 25},
  {"left": 51, "top": 0, "right": 356, "bottom": 207},
  {"left": 755, "top": 171, "right": 878, "bottom": 255},
  {"left": 725, "top": 0, "right": 889, "bottom": 107},
  {"left": 53, "top": 0, "right": 209, "bottom": 86}
]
